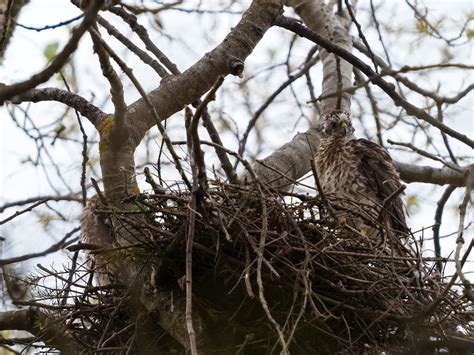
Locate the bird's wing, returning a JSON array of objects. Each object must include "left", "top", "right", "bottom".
[{"left": 352, "top": 138, "right": 410, "bottom": 236}]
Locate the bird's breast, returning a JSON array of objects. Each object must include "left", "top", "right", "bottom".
[{"left": 315, "top": 139, "right": 360, "bottom": 195}]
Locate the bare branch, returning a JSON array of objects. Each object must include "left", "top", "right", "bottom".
[
  {"left": 276, "top": 16, "right": 474, "bottom": 148},
  {"left": 96, "top": 15, "right": 169, "bottom": 78},
  {"left": 123, "top": 0, "right": 284, "bottom": 148},
  {"left": 89, "top": 27, "right": 126, "bottom": 126},
  {"left": 396, "top": 162, "right": 472, "bottom": 187},
  {"left": 286, "top": 0, "right": 353, "bottom": 114},
  {"left": 0, "top": 227, "right": 79, "bottom": 266},
  {"left": 0, "top": 1, "right": 104, "bottom": 104},
  {"left": 432, "top": 185, "right": 457, "bottom": 273},
  {"left": 455, "top": 187, "right": 473, "bottom": 301},
  {"left": 0, "top": 195, "right": 82, "bottom": 213},
  {"left": 9, "top": 88, "right": 107, "bottom": 127}
]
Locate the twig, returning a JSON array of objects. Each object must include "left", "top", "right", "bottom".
[
  {"left": 143, "top": 167, "right": 165, "bottom": 194},
  {"left": 310, "top": 159, "right": 335, "bottom": 219},
  {"left": 275, "top": 16, "right": 474, "bottom": 148},
  {"left": 455, "top": 186, "right": 473, "bottom": 301},
  {"left": 387, "top": 140, "right": 463, "bottom": 173},
  {"left": 109, "top": 6, "right": 179, "bottom": 75},
  {"left": 0, "top": 1, "right": 104, "bottom": 104},
  {"left": 188, "top": 76, "right": 226, "bottom": 192},
  {"left": 0, "top": 195, "right": 82, "bottom": 213},
  {"left": 88, "top": 26, "right": 191, "bottom": 190},
  {"left": 184, "top": 114, "right": 199, "bottom": 355},
  {"left": 0, "top": 199, "right": 50, "bottom": 225},
  {"left": 90, "top": 178, "right": 107, "bottom": 205},
  {"left": 422, "top": 238, "right": 473, "bottom": 317},
  {"left": 16, "top": 14, "right": 84, "bottom": 31},
  {"left": 0, "top": 227, "right": 80, "bottom": 266},
  {"left": 238, "top": 54, "right": 319, "bottom": 158},
  {"left": 89, "top": 27, "right": 127, "bottom": 136},
  {"left": 432, "top": 185, "right": 456, "bottom": 274},
  {"left": 369, "top": 0, "right": 392, "bottom": 66},
  {"left": 254, "top": 181, "right": 288, "bottom": 354},
  {"left": 60, "top": 74, "right": 89, "bottom": 206},
  {"left": 96, "top": 15, "right": 169, "bottom": 78},
  {"left": 344, "top": 0, "right": 378, "bottom": 73},
  {"left": 10, "top": 88, "right": 107, "bottom": 128}
]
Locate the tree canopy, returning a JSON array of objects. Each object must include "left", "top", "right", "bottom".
[{"left": 0, "top": 1, "right": 473, "bottom": 354}]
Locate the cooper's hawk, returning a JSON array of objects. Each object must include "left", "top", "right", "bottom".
[
  {"left": 80, "top": 195, "right": 114, "bottom": 285},
  {"left": 314, "top": 111, "right": 410, "bottom": 243}
]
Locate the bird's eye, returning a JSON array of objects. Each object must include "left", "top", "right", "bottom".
[{"left": 331, "top": 121, "right": 337, "bottom": 128}]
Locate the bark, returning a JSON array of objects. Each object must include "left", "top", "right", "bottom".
[
  {"left": 0, "top": 308, "right": 78, "bottom": 354},
  {"left": 100, "top": 0, "right": 284, "bottom": 202},
  {"left": 0, "top": 0, "right": 29, "bottom": 60},
  {"left": 250, "top": 1, "right": 471, "bottom": 189},
  {"left": 397, "top": 162, "right": 472, "bottom": 187},
  {"left": 249, "top": 0, "right": 352, "bottom": 188},
  {"left": 95, "top": 1, "right": 285, "bottom": 352},
  {"left": 286, "top": 0, "right": 353, "bottom": 114}
]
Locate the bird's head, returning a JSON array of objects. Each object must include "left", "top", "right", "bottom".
[{"left": 321, "top": 111, "right": 354, "bottom": 139}]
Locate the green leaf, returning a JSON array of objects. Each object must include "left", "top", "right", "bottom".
[
  {"left": 406, "top": 195, "right": 419, "bottom": 212},
  {"left": 43, "top": 42, "right": 59, "bottom": 63},
  {"left": 416, "top": 19, "right": 428, "bottom": 33},
  {"left": 467, "top": 28, "right": 474, "bottom": 40}
]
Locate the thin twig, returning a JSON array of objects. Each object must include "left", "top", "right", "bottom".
[
  {"left": 455, "top": 186, "right": 473, "bottom": 301},
  {"left": 432, "top": 185, "right": 456, "bottom": 274}
]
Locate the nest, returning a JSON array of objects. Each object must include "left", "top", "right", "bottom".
[{"left": 25, "top": 180, "right": 473, "bottom": 354}]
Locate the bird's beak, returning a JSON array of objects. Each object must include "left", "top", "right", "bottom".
[{"left": 340, "top": 121, "right": 347, "bottom": 135}]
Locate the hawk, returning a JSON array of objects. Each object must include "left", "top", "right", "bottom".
[
  {"left": 80, "top": 195, "right": 114, "bottom": 285},
  {"left": 314, "top": 111, "right": 410, "bottom": 243}
]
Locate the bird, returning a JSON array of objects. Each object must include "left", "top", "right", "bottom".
[
  {"left": 80, "top": 195, "right": 114, "bottom": 286},
  {"left": 314, "top": 111, "right": 410, "bottom": 245}
]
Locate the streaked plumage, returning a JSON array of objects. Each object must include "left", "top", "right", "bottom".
[
  {"left": 314, "top": 111, "right": 409, "bottom": 240},
  {"left": 80, "top": 196, "right": 114, "bottom": 285}
]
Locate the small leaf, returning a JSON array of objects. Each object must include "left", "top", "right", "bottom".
[
  {"left": 407, "top": 195, "right": 419, "bottom": 212},
  {"left": 43, "top": 42, "right": 59, "bottom": 62},
  {"left": 416, "top": 19, "right": 428, "bottom": 33},
  {"left": 54, "top": 123, "right": 66, "bottom": 136},
  {"left": 37, "top": 212, "right": 55, "bottom": 229},
  {"left": 467, "top": 28, "right": 474, "bottom": 40}
]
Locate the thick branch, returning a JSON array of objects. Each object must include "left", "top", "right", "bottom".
[
  {"left": 124, "top": 0, "right": 284, "bottom": 148},
  {"left": 253, "top": 125, "right": 470, "bottom": 188},
  {"left": 97, "top": 0, "right": 283, "bottom": 201},
  {"left": 0, "top": 307, "right": 77, "bottom": 354},
  {"left": 0, "top": 0, "right": 29, "bottom": 59},
  {"left": 0, "top": 308, "right": 37, "bottom": 333},
  {"left": 396, "top": 162, "right": 471, "bottom": 187},
  {"left": 285, "top": 0, "right": 352, "bottom": 114},
  {"left": 9, "top": 88, "right": 107, "bottom": 127}
]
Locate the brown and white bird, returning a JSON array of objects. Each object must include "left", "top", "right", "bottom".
[
  {"left": 314, "top": 111, "right": 410, "bottom": 241},
  {"left": 80, "top": 196, "right": 114, "bottom": 285}
]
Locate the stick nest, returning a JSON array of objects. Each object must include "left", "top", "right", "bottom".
[{"left": 28, "top": 181, "right": 473, "bottom": 354}]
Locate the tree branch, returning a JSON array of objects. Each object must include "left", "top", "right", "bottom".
[
  {"left": 9, "top": 88, "right": 107, "bottom": 127},
  {"left": 0, "top": 307, "right": 78, "bottom": 354},
  {"left": 275, "top": 16, "right": 474, "bottom": 148},
  {"left": 286, "top": 0, "right": 353, "bottom": 114},
  {"left": 0, "top": 227, "right": 79, "bottom": 266},
  {"left": 0, "top": 1, "right": 104, "bottom": 104},
  {"left": 123, "top": 0, "right": 284, "bottom": 148},
  {"left": 396, "top": 162, "right": 472, "bottom": 187}
]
